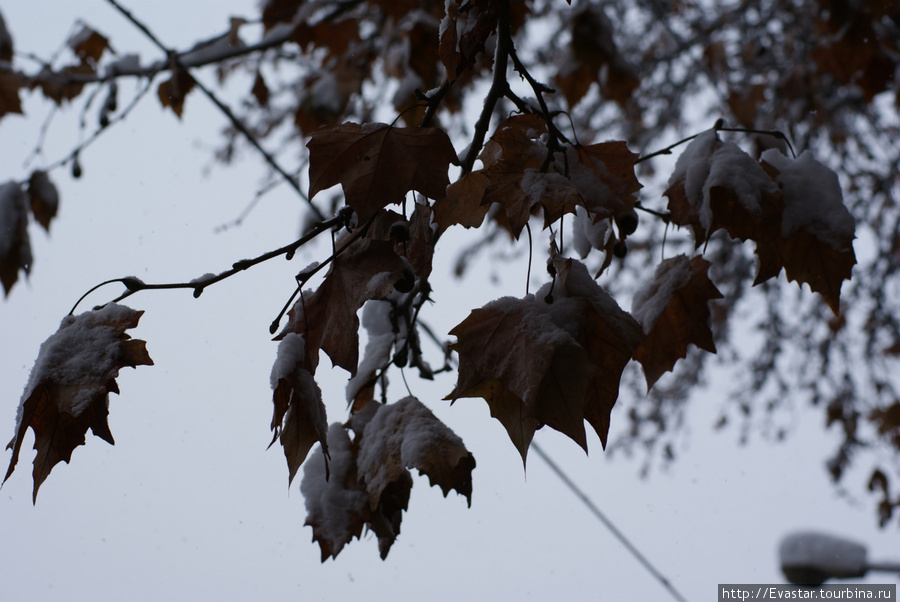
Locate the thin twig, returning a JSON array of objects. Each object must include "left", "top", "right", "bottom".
[
  {"left": 22, "top": 105, "right": 58, "bottom": 169},
  {"left": 460, "top": 0, "right": 512, "bottom": 173},
  {"left": 41, "top": 76, "right": 154, "bottom": 176},
  {"left": 71, "top": 210, "right": 352, "bottom": 314},
  {"left": 105, "top": 0, "right": 325, "bottom": 220},
  {"left": 268, "top": 211, "right": 378, "bottom": 333},
  {"left": 637, "top": 122, "right": 796, "bottom": 164},
  {"left": 419, "top": 78, "right": 452, "bottom": 128}
]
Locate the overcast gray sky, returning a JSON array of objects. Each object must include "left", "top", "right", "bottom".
[{"left": 1, "top": 2, "right": 897, "bottom": 600}]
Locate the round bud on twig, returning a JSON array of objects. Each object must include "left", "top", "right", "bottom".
[{"left": 616, "top": 208, "right": 639, "bottom": 236}]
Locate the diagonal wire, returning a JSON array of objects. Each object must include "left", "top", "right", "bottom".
[{"left": 531, "top": 441, "right": 690, "bottom": 602}]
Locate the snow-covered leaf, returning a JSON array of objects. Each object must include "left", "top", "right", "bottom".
[
  {"left": 269, "top": 333, "right": 328, "bottom": 485},
  {"left": 300, "top": 424, "right": 368, "bottom": 561},
  {"left": 755, "top": 150, "right": 856, "bottom": 314},
  {"left": 632, "top": 255, "right": 723, "bottom": 388},
  {"left": 4, "top": 304, "right": 153, "bottom": 501},
  {"left": 357, "top": 396, "right": 475, "bottom": 508}
]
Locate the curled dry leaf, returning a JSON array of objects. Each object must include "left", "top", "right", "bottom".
[
  {"left": 269, "top": 333, "right": 329, "bottom": 486},
  {"left": 27, "top": 170, "right": 59, "bottom": 232},
  {"left": 68, "top": 25, "right": 111, "bottom": 65},
  {"left": 158, "top": 66, "right": 195, "bottom": 118},
  {"left": 4, "top": 304, "right": 153, "bottom": 501},
  {"left": 0, "top": 180, "right": 32, "bottom": 296}
]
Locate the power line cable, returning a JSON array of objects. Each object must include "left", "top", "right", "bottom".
[{"left": 531, "top": 441, "right": 690, "bottom": 602}]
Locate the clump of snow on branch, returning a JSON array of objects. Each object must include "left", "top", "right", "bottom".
[{"left": 104, "top": 54, "right": 141, "bottom": 76}]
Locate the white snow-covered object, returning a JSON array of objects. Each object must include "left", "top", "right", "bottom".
[
  {"left": 760, "top": 149, "right": 855, "bottom": 249},
  {"left": 631, "top": 254, "right": 693, "bottom": 334},
  {"left": 779, "top": 531, "right": 867, "bottom": 585}
]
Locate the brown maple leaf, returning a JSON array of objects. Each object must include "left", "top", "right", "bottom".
[
  {"left": 664, "top": 131, "right": 778, "bottom": 247},
  {"left": 754, "top": 150, "right": 857, "bottom": 314},
  {"left": 432, "top": 171, "right": 491, "bottom": 235},
  {"left": 447, "top": 250, "right": 641, "bottom": 459},
  {"left": 566, "top": 142, "right": 642, "bottom": 218},
  {"left": 157, "top": 65, "right": 195, "bottom": 118},
  {"left": 269, "top": 333, "right": 329, "bottom": 486},
  {"left": 27, "top": 170, "right": 60, "bottom": 232},
  {"left": 550, "top": 250, "right": 644, "bottom": 447},
  {"left": 4, "top": 304, "right": 153, "bottom": 501},
  {"left": 0, "top": 70, "right": 23, "bottom": 119},
  {"left": 0, "top": 181, "right": 31, "bottom": 296},
  {"left": 632, "top": 255, "right": 723, "bottom": 388},
  {"left": 277, "top": 236, "right": 406, "bottom": 375},
  {"left": 307, "top": 123, "right": 456, "bottom": 221},
  {"left": 478, "top": 114, "right": 548, "bottom": 238},
  {"left": 68, "top": 25, "right": 111, "bottom": 65},
  {"left": 357, "top": 396, "right": 475, "bottom": 508}
]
